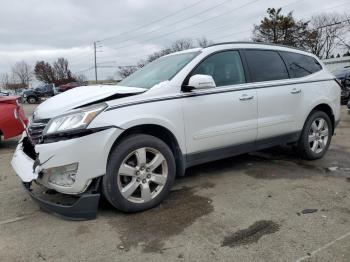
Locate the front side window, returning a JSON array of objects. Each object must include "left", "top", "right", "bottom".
[
  {"left": 119, "top": 51, "right": 200, "bottom": 89},
  {"left": 280, "top": 51, "right": 322, "bottom": 78},
  {"left": 245, "top": 50, "right": 289, "bottom": 82},
  {"left": 190, "top": 51, "right": 246, "bottom": 87}
]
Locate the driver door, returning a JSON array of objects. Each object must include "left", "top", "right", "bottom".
[{"left": 181, "top": 50, "right": 258, "bottom": 163}]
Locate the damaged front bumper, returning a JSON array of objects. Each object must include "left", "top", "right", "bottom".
[
  {"left": 22, "top": 181, "right": 100, "bottom": 220},
  {"left": 11, "top": 127, "right": 122, "bottom": 220}
]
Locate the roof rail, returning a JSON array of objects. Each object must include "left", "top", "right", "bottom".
[{"left": 206, "top": 41, "right": 303, "bottom": 52}]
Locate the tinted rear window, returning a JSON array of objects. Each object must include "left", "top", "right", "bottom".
[
  {"left": 280, "top": 51, "right": 322, "bottom": 78},
  {"left": 245, "top": 50, "right": 289, "bottom": 82}
]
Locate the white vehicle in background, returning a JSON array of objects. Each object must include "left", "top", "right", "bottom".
[{"left": 11, "top": 42, "right": 340, "bottom": 220}]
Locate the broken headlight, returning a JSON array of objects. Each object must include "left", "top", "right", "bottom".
[{"left": 43, "top": 103, "right": 107, "bottom": 135}]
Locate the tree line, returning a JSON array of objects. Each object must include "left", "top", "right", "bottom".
[
  {"left": 118, "top": 37, "right": 213, "bottom": 78},
  {"left": 0, "top": 58, "right": 86, "bottom": 92}
]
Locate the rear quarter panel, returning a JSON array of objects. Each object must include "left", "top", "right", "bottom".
[{"left": 297, "top": 72, "right": 340, "bottom": 131}]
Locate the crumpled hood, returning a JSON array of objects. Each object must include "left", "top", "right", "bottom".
[{"left": 34, "top": 85, "right": 145, "bottom": 119}]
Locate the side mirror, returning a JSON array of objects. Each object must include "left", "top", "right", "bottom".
[{"left": 187, "top": 74, "right": 216, "bottom": 90}]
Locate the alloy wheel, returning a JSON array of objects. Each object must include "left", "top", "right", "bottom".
[
  {"left": 117, "top": 147, "right": 168, "bottom": 203},
  {"left": 308, "top": 118, "right": 329, "bottom": 154}
]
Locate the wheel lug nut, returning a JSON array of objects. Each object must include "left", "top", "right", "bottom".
[
  {"left": 136, "top": 171, "right": 140, "bottom": 176},
  {"left": 147, "top": 174, "right": 151, "bottom": 179},
  {"left": 136, "top": 178, "right": 141, "bottom": 182},
  {"left": 146, "top": 168, "right": 150, "bottom": 172},
  {"left": 142, "top": 179, "right": 146, "bottom": 184}
]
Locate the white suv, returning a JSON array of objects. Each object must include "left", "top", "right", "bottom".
[{"left": 11, "top": 42, "right": 340, "bottom": 219}]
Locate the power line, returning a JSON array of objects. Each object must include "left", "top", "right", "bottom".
[
  {"left": 101, "top": 0, "right": 234, "bottom": 47},
  {"left": 78, "top": 0, "right": 299, "bottom": 64},
  {"left": 108, "top": 0, "right": 261, "bottom": 51},
  {"left": 303, "top": 0, "right": 350, "bottom": 16},
  {"left": 72, "top": 0, "right": 350, "bottom": 73},
  {"left": 98, "top": 0, "right": 208, "bottom": 42},
  {"left": 316, "top": 18, "right": 350, "bottom": 30},
  {"left": 69, "top": 52, "right": 94, "bottom": 65},
  {"left": 65, "top": 46, "right": 93, "bottom": 61},
  {"left": 214, "top": 29, "right": 252, "bottom": 41},
  {"left": 97, "top": 65, "right": 137, "bottom": 68},
  {"left": 75, "top": 66, "right": 95, "bottom": 74},
  {"left": 107, "top": 0, "right": 346, "bottom": 54},
  {"left": 75, "top": 0, "right": 301, "bottom": 66}
]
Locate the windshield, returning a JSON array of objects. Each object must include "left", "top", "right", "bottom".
[{"left": 119, "top": 51, "right": 200, "bottom": 89}]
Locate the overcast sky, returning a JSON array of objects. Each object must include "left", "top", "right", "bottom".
[{"left": 0, "top": 0, "right": 348, "bottom": 84}]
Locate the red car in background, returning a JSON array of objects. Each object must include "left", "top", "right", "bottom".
[
  {"left": 58, "top": 82, "right": 80, "bottom": 92},
  {"left": 0, "top": 96, "right": 28, "bottom": 141}
]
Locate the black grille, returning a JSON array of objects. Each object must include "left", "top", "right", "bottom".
[
  {"left": 22, "top": 137, "right": 37, "bottom": 159},
  {"left": 27, "top": 118, "right": 50, "bottom": 144}
]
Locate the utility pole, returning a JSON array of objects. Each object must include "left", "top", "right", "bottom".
[{"left": 94, "top": 41, "right": 98, "bottom": 84}]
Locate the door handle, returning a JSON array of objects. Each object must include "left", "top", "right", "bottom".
[
  {"left": 239, "top": 94, "right": 254, "bottom": 101},
  {"left": 291, "top": 88, "right": 301, "bottom": 94}
]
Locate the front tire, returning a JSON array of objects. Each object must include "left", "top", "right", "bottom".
[
  {"left": 102, "top": 134, "right": 176, "bottom": 213},
  {"left": 27, "top": 96, "right": 37, "bottom": 104},
  {"left": 297, "top": 111, "right": 332, "bottom": 160}
]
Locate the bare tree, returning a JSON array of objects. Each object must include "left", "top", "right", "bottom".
[
  {"left": 117, "top": 38, "right": 205, "bottom": 79},
  {"left": 118, "top": 66, "right": 139, "bottom": 79},
  {"left": 11, "top": 61, "right": 32, "bottom": 87},
  {"left": 147, "top": 48, "right": 173, "bottom": 63},
  {"left": 53, "top": 57, "right": 75, "bottom": 83},
  {"left": 75, "top": 74, "right": 87, "bottom": 84},
  {"left": 337, "top": 15, "right": 350, "bottom": 51},
  {"left": 197, "top": 37, "right": 214, "bottom": 47},
  {"left": 306, "top": 13, "right": 346, "bottom": 59},
  {"left": 0, "top": 73, "right": 9, "bottom": 90},
  {"left": 171, "top": 38, "right": 194, "bottom": 52}
]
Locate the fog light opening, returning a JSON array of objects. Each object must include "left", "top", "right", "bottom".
[{"left": 46, "top": 163, "right": 79, "bottom": 187}]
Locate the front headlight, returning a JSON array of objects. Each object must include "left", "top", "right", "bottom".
[{"left": 43, "top": 103, "right": 107, "bottom": 135}]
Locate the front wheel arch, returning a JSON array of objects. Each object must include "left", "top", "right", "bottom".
[
  {"left": 108, "top": 124, "right": 185, "bottom": 177},
  {"left": 103, "top": 134, "right": 176, "bottom": 212}
]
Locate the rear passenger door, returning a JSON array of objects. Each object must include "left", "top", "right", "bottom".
[{"left": 243, "top": 49, "right": 301, "bottom": 142}]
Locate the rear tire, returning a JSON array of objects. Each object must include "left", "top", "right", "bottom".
[
  {"left": 297, "top": 111, "right": 332, "bottom": 160},
  {"left": 102, "top": 134, "right": 176, "bottom": 213}
]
